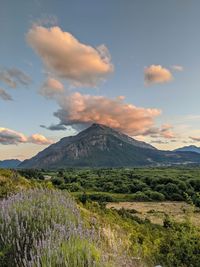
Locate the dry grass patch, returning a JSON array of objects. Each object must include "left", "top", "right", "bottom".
[{"left": 107, "top": 201, "right": 200, "bottom": 226}]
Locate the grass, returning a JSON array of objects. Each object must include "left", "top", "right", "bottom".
[{"left": 107, "top": 201, "right": 200, "bottom": 226}]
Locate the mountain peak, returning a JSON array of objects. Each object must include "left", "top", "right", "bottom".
[
  {"left": 19, "top": 124, "right": 200, "bottom": 169},
  {"left": 90, "top": 123, "right": 111, "bottom": 130}
]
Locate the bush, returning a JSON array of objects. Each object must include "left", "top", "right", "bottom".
[
  {"left": 52, "top": 177, "right": 64, "bottom": 186},
  {"left": 0, "top": 189, "right": 108, "bottom": 267},
  {"left": 145, "top": 190, "right": 165, "bottom": 201},
  {"left": 131, "top": 192, "right": 151, "bottom": 201}
]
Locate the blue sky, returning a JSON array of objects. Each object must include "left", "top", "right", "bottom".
[{"left": 1, "top": 0, "right": 200, "bottom": 160}]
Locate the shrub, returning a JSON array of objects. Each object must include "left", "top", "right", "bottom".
[
  {"left": 131, "top": 192, "right": 150, "bottom": 201},
  {"left": 0, "top": 189, "right": 108, "bottom": 267},
  {"left": 145, "top": 190, "right": 165, "bottom": 201}
]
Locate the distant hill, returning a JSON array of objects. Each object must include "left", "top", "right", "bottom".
[
  {"left": 0, "top": 159, "right": 21, "bottom": 168},
  {"left": 19, "top": 123, "right": 200, "bottom": 169},
  {"left": 174, "top": 145, "right": 200, "bottom": 154}
]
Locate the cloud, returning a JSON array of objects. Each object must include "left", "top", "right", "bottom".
[
  {"left": 33, "top": 14, "right": 58, "bottom": 27},
  {"left": 52, "top": 92, "right": 161, "bottom": 136},
  {"left": 40, "top": 123, "right": 66, "bottom": 131},
  {"left": 39, "top": 77, "right": 64, "bottom": 98},
  {"left": 26, "top": 26, "right": 113, "bottom": 87},
  {"left": 171, "top": 65, "right": 184, "bottom": 71},
  {"left": 28, "top": 134, "right": 53, "bottom": 145},
  {"left": 144, "top": 124, "right": 175, "bottom": 139},
  {"left": 190, "top": 136, "right": 200, "bottom": 142},
  {"left": 0, "top": 88, "right": 13, "bottom": 101},
  {"left": 0, "top": 67, "right": 32, "bottom": 88},
  {"left": 0, "top": 128, "right": 27, "bottom": 145},
  {"left": 144, "top": 65, "right": 173, "bottom": 85},
  {"left": 0, "top": 128, "right": 52, "bottom": 145},
  {"left": 151, "top": 140, "right": 169, "bottom": 144},
  {"left": 160, "top": 124, "right": 175, "bottom": 139}
]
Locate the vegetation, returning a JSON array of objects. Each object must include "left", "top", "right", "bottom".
[
  {"left": 19, "top": 167, "right": 200, "bottom": 206},
  {"left": 0, "top": 189, "right": 121, "bottom": 267},
  {"left": 1, "top": 167, "right": 200, "bottom": 266}
]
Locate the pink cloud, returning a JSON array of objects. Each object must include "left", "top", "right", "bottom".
[
  {"left": 144, "top": 65, "right": 173, "bottom": 85},
  {"left": 39, "top": 77, "right": 64, "bottom": 98},
  {"left": 0, "top": 127, "right": 52, "bottom": 145},
  {"left": 190, "top": 136, "right": 200, "bottom": 142},
  {"left": 0, "top": 128, "right": 27, "bottom": 145},
  {"left": 26, "top": 26, "right": 113, "bottom": 87},
  {"left": 54, "top": 92, "right": 161, "bottom": 136},
  {"left": 28, "top": 134, "right": 53, "bottom": 145}
]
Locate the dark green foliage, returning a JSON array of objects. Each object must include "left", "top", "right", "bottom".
[
  {"left": 18, "top": 169, "right": 44, "bottom": 180},
  {"left": 42, "top": 167, "right": 200, "bottom": 204}
]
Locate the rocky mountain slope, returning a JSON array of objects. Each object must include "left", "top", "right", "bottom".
[{"left": 19, "top": 124, "right": 200, "bottom": 168}]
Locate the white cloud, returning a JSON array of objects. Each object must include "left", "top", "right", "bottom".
[{"left": 171, "top": 65, "right": 184, "bottom": 71}]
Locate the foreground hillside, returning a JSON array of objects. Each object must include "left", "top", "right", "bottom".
[
  {"left": 19, "top": 124, "right": 200, "bottom": 168},
  {"left": 1, "top": 169, "right": 200, "bottom": 266}
]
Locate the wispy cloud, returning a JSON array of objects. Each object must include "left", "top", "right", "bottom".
[
  {"left": 40, "top": 123, "right": 66, "bottom": 131},
  {"left": 190, "top": 136, "right": 200, "bottom": 142},
  {"left": 0, "top": 128, "right": 53, "bottom": 145},
  {"left": 144, "top": 124, "right": 176, "bottom": 139},
  {"left": 171, "top": 65, "right": 184, "bottom": 71},
  {"left": 0, "top": 67, "right": 32, "bottom": 88},
  {"left": 0, "top": 88, "right": 13, "bottom": 101}
]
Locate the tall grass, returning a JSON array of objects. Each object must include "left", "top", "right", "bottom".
[{"left": 0, "top": 189, "right": 108, "bottom": 267}]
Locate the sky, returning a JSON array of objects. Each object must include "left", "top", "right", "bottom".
[{"left": 1, "top": 0, "right": 200, "bottom": 160}]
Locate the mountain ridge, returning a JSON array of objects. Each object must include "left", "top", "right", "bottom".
[
  {"left": 19, "top": 123, "right": 200, "bottom": 169},
  {"left": 174, "top": 145, "right": 200, "bottom": 154},
  {"left": 0, "top": 159, "right": 21, "bottom": 168}
]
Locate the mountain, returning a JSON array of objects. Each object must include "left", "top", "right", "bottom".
[
  {"left": 174, "top": 145, "right": 200, "bottom": 154},
  {"left": 19, "top": 123, "right": 200, "bottom": 169},
  {"left": 0, "top": 159, "right": 21, "bottom": 168}
]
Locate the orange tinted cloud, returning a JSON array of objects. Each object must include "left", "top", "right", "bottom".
[
  {"left": 142, "top": 124, "right": 175, "bottom": 139},
  {"left": 160, "top": 124, "right": 175, "bottom": 139},
  {"left": 0, "top": 127, "right": 52, "bottom": 145},
  {"left": 144, "top": 65, "right": 173, "bottom": 85},
  {"left": 26, "top": 26, "right": 113, "bottom": 87},
  {"left": 28, "top": 134, "right": 53, "bottom": 145},
  {"left": 39, "top": 77, "right": 64, "bottom": 98},
  {"left": 54, "top": 92, "right": 161, "bottom": 135},
  {"left": 190, "top": 136, "right": 200, "bottom": 142},
  {"left": 0, "top": 128, "right": 27, "bottom": 145}
]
